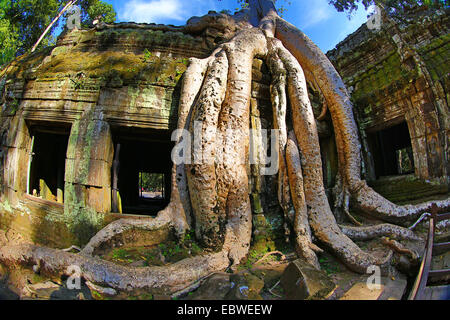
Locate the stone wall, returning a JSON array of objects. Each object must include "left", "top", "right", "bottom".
[
  {"left": 327, "top": 8, "right": 449, "bottom": 185},
  {"left": 0, "top": 24, "right": 208, "bottom": 246}
]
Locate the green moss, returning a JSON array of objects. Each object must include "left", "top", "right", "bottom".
[
  {"left": 352, "top": 50, "right": 419, "bottom": 103},
  {"left": 368, "top": 175, "right": 448, "bottom": 204},
  {"left": 318, "top": 254, "right": 341, "bottom": 276},
  {"left": 418, "top": 33, "right": 450, "bottom": 55},
  {"left": 251, "top": 193, "right": 263, "bottom": 214},
  {"left": 62, "top": 182, "right": 105, "bottom": 246},
  {"left": 0, "top": 200, "right": 13, "bottom": 213}
]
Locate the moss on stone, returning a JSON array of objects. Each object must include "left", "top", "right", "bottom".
[{"left": 62, "top": 182, "right": 105, "bottom": 246}]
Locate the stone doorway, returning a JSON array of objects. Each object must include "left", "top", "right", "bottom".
[
  {"left": 110, "top": 128, "right": 173, "bottom": 215},
  {"left": 28, "top": 125, "right": 70, "bottom": 203},
  {"left": 367, "top": 121, "right": 415, "bottom": 179}
]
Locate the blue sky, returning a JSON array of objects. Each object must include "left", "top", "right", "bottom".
[{"left": 101, "top": 0, "right": 374, "bottom": 52}]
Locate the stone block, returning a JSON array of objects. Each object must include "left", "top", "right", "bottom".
[
  {"left": 86, "top": 186, "right": 111, "bottom": 214},
  {"left": 65, "top": 158, "right": 111, "bottom": 188},
  {"left": 340, "top": 282, "right": 384, "bottom": 300},
  {"left": 66, "top": 120, "right": 113, "bottom": 163},
  {"left": 187, "top": 274, "right": 232, "bottom": 300}
]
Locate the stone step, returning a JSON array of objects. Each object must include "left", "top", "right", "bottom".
[
  {"left": 368, "top": 175, "right": 448, "bottom": 204},
  {"left": 339, "top": 275, "right": 408, "bottom": 300},
  {"left": 421, "top": 285, "right": 450, "bottom": 300}
]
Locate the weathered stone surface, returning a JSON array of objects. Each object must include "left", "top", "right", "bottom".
[
  {"left": 340, "top": 282, "right": 384, "bottom": 300},
  {"left": 281, "top": 259, "right": 337, "bottom": 300},
  {"left": 187, "top": 272, "right": 266, "bottom": 300},
  {"left": 421, "top": 285, "right": 450, "bottom": 300},
  {"left": 226, "top": 272, "right": 265, "bottom": 300},
  {"left": 340, "top": 274, "right": 407, "bottom": 300},
  {"left": 378, "top": 275, "right": 408, "bottom": 300},
  {"left": 328, "top": 8, "right": 449, "bottom": 182},
  {"left": 0, "top": 285, "right": 19, "bottom": 300},
  {"left": 187, "top": 274, "right": 232, "bottom": 300}
]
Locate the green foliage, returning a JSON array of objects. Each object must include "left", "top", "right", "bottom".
[
  {"left": 318, "top": 255, "right": 341, "bottom": 275},
  {"left": 220, "top": 0, "right": 292, "bottom": 16},
  {"left": 83, "top": 0, "right": 115, "bottom": 25},
  {"left": 143, "top": 48, "right": 153, "bottom": 62},
  {"left": 111, "top": 248, "right": 134, "bottom": 263},
  {"left": 139, "top": 172, "right": 164, "bottom": 192},
  {"left": 0, "top": 3, "right": 18, "bottom": 66},
  {"left": 0, "top": 0, "right": 116, "bottom": 67}
]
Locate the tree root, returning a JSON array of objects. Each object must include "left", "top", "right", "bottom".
[
  {"left": 271, "top": 37, "right": 386, "bottom": 274},
  {"left": 254, "top": 251, "right": 286, "bottom": 265},
  {"left": 340, "top": 223, "right": 422, "bottom": 242},
  {"left": 0, "top": 243, "right": 231, "bottom": 295},
  {"left": 285, "top": 131, "right": 320, "bottom": 269},
  {"left": 351, "top": 184, "right": 450, "bottom": 225},
  {"left": 62, "top": 245, "right": 81, "bottom": 253},
  {"left": 381, "top": 237, "right": 419, "bottom": 261},
  {"left": 268, "top": 280, "right": 282, "bottom": 298},
  {"left": 81, "top": 212, "right": 172, "bottom": 256},
  {"left": 0, "top": 221, "right": 250, "bottom": 295}
]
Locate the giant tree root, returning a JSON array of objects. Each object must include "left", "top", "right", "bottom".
[
  {"left": 0, "top": 243, "right": 230, "bottom": 295},
  {"left": 340, "top": 224, "right": 423, "bottom": 242},
  {"left": 81, "top": 213, "right": 172, "bottom": 256},
  {"left": 381, "top": 237, "right": 419, "bottom": 261},
  {"left": 0, "top": 221, "right": 251, "bottom": 295}
]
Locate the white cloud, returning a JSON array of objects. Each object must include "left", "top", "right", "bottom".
[
  {"left": 300, "top": 0, "right": 333, "bottom": 30},
  {"left": 120, "top": 0, "right": 184, "bottom": 23},
  {"left": 118, "top": 0, "right": 221, "bottom": 24}
]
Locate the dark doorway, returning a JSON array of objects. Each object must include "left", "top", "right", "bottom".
[
  {"left": 111, "top": 128, "right": 173, "bottom": 215},
  {"left": 28, "top": 125, "right": 70, "bottom": 203},
  {"left": 368, "top": 121, "right": 415, "bottom": 178}
]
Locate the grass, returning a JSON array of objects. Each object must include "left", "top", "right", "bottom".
[
  {"left": 103, "top": 234, "right": 205, "bottom": 267},
  {"left": 318, "top": 255, "right": 341, "bottom": 276}
]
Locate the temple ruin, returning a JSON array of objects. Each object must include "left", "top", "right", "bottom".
[{"left": 0, "top": 4, "right": 448, "bottom": 300}]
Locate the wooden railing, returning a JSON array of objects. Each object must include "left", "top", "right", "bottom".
[{"left": 408, "top": 204, "right": 450, "bottom": 300}]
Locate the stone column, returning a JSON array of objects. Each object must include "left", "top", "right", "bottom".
[
  {"left": 3, "top": 114, "right": 33, "bottom": 206},
  {"left": 65, "top": 114, "right": 114, "bottom": 214}
]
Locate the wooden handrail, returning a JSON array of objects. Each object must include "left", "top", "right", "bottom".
[
  {"left": 407, "top": 203, "right": 450, "bottom": 300},
  {"left": 408, "top": 204, "right": 438, "bottom": 300},
  {"left": 408, "top": 215, "right": 435, "bottom": 300}
]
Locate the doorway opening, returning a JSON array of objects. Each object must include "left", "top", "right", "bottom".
[
  {"left": 367, "top": 121, "right": 415, "bottom": 179},
  {"left": 111, "top": 127, "right": 173, "bottom": 216},
  {"left": 139, "top": 172, "right": 166, "bottom": 200},
  {"left": 28, "top": 124, "right": 70, "bottom": 203}
]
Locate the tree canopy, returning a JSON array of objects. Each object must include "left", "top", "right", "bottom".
[
  {"left": 0, "top": 0, "right": 116, "bottom": 66},
  {"left": 221, "top": 0, "right": 291, "bottom": 15}
]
